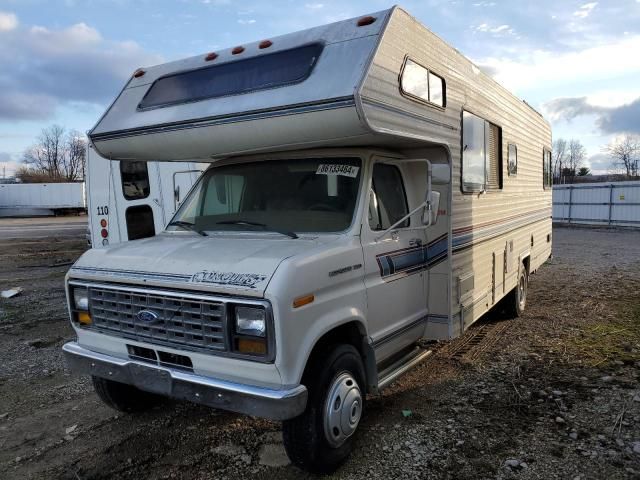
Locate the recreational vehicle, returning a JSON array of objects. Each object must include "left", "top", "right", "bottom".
[
  {"left": 85, "top": 145, "right": 204, "bottom": 247},
  {"left": 63, "top": 6, "right": 552, "bottom": 473}
]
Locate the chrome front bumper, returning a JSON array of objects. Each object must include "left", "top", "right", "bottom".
[{"left": 63, "top": 342, "right": 307, "bottom": 421}]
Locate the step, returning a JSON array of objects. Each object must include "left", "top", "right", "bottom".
[{"left": 377, "top": 346, "right": 432, "bottom": 391}]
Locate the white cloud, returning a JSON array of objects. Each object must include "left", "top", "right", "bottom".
[
  {"left": 0, "top": 20, "right": 162, "bottom": 121},
  {"left": 573, "top": 2, "right": 597, "bottom": 18},
  {"left": 0, "top": 11, "right": 18, "bottom": 31},
  {"left": 237, "top": 19, "right": 256, "bottom": 25},
  {"left": 472, "top": 1, "right": 496, "bottom": 6},
  {"left": 478, "top": 35, "right": 640, "bottom": 93},
  {"left": 305, "top": 3, "right": 325, "bottom": 9},
  {"left": 474, "top": 23, "right": 514, "bottom": 36}
]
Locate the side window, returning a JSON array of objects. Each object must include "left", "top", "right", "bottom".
[
  {"left": 369, "top": 164, "right": 409, "bottom": 231},
  {"left": 125, "top": 205, "right": 155, "bottom": 240},
  {"left": 120, "top": 161, "right": 150, "bottom": 200},
  {"left": 400, "top": 58, "right": 446, "bottom": 108},
  {"left": 543, "top": 148, "right": 552, "bottom": 189},
  {"left": 462, "top": 111, "right": 502, "bottom": 192},
  {"left": 508, "top": 144, "right": 518, "bottom": 176},
  {"left": 201, "top": 174, "right": 245, "bottom": 216}
]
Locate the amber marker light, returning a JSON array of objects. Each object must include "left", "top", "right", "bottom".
[
  {"left": 357, "top": 16, "right": 376, "bottom": 27},
  {"left": 236, "top": 338, "right": 267, "bottom": 355},
  {"left": 293, "top": 294, "right": 315, "bottom": 309},
  {"left": 78, "top": 312, "right": 92, "bottom": 325},
  {"left": 133, "top": 69, "right": 146, "bottom": 78}
]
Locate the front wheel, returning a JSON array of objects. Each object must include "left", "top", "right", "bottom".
[
  {"left": 282, "top": 344, "right": 366, "bottom": 474},
  {"left": 92, "top": 376, "right": 164, "bottom": 413}
]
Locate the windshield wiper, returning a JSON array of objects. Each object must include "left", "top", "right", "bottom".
[
  {"left": 167, "top": 220, "right": 207, "bottom": 236},
  {"left": 216, "top": 220, "right": 298, "bottom": 239}
]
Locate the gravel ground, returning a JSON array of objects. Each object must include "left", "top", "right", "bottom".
[{"left": 0, "top": 226, "right": 638, "bottom": 480}]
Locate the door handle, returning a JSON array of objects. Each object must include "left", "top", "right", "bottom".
[{"left": 409, "top": 238, "right": 423, "bottom": 247}]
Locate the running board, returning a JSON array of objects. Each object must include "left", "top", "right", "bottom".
[{"left": 377, "top": 347, "right": 432, "bottom": 391}]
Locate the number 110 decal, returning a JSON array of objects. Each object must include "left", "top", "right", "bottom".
[{"left": 97, "top": 206, "right": 109, "bottom": 215}]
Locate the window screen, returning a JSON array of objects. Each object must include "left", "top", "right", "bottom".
[
  {"left": 126, "top": 205, "right": 155, "bottom": 240},
  {"left": 139, "top": 43, "right": 323, "bottom": 109},
  {"left": 369, "top": 164, "right": 409, "bottom": 230},
  {"left": 508, "top": 144, "right": 518, "bottom": 176},
  {"left": 400, "top": 58, "right": 446, "bottom": 108},
  {"left": 120, "top": 161, "right": 150, "bottom": 200},
  {"left": 462, "top": 111, "right": 502, "bottom": 192}
]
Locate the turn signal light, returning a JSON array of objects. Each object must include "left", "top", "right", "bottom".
[
  {"left": 78, "top": 312, "right": 92, "bottom": 325},
  {"left": 293, "top": 294, "right": 315, "bottom": 309},
  {"left": 236, "top": 338, "right": 267, "bottom": 355},
  {"left": 100, "top": 219, "right": 107, "bottom": 228}
]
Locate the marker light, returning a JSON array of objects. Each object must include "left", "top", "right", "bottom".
[
  {"left": 357, "top": 16, "right": 376, "bottom": 27},
  {"left": 133, "top": 69, "right": 146, "bottom": 78},
  {"left": 232, "top": 46, "right": 245, "bottom": 55},
  {"left": 101, "top": 229, "right": 108, "bottom": 238},
  {"left": 293, "top": 294, "right": 315, "bottom": 309},
  {"left": 205, "top": 52, "right": 218, "bottom": 61},
  {"left": 100, "top": 219, "right": 107, "bottom": 228},
  {"left": 259, "top": 40, "right": 273, "bottom": 49}
]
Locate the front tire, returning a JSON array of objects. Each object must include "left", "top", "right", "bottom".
[
  {"left": 92, "top": 376, "right": 164, "bottom": 413},
  {"left": 282, "top": 344, "right": 366, "bottom": 474}
]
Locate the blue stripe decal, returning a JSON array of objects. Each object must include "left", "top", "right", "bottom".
[{"left": 376, "top": 235, "right": 448, "bottom": 280}]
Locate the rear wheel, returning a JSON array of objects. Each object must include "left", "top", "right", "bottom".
[
  {"left": 282, "top": 344, "right": 366, "bottom": 474},
  {"left": 505, "top": 265, "right": 528, "bottom": 318},
  {"left": 92, "top": 376, "right": 164, "bottom": 413}
]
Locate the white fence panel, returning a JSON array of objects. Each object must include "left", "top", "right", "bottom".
[{"left": 553, "top": 181, "right": 640, "bottom": 227}]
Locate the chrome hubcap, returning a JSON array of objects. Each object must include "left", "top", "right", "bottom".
[
  {"left": 324, "top": 372, "right": 362, "bottom": 447},
  {"left": 518, "top": 275, "right": 526, "bottom": 309}
]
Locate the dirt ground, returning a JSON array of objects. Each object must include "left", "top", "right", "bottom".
[{"left": 0, "top": 226, "right": 638, "bottom": 480}]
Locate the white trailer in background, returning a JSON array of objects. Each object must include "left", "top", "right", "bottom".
[
  {"left": 85, "top": 144, "right": 204, "bottom": 247},
  {"left": 553, "top": 181, "right": 640, "bottom": 228},
  {"left": 0, "top": 182, "right": 86, "bottom": 217}
]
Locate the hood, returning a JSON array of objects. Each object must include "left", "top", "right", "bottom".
[{"left": 70, "top": 232, "right": 335, "bottom": 297}]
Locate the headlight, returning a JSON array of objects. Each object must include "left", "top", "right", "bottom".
[
  {"left": 235, "top": 306, "right": 266, "bottom": 337},
  {"left": 73, "top": 287, "right": 89, "bottom": 311}
]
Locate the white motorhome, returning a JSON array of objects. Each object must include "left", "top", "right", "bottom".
[
  {"left": 85, "top": 145, "right": 203, "bottom": 246},
  {"left": 63, "top": 7, "right": 552, "bottom": 473}
]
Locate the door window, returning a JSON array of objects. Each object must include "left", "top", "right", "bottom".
[
  {"left": 125, "top": 205, "right": 155, "bottom": 240},
  {"left": 121, "top": 161, "right": 150, "bottom": 200},
  {"left": 369, "top": 164, "right": 409, "bottom": 230}
]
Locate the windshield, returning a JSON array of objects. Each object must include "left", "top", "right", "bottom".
[{"left": 169, "top": 157, "right": 362, "bottom": 235}]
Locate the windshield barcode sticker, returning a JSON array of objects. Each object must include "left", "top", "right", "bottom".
[{"left": 316, "top": 164, "right": 359, "bottom": 177}]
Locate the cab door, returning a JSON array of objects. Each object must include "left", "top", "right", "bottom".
[{"left": 361, "top": 159, "right": 428, "bottom": 362}]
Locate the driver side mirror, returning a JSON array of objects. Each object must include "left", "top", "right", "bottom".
[{"left": 422, "top": 190, "right": 440, "bottom": 226}]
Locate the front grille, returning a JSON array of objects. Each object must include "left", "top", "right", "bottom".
[{"left": 88, "top": 286, "right": 227, "bottom": 353}]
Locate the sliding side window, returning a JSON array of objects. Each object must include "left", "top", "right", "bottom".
[
  {"left": 462, "top": 111, "right": 502, "bottom": 192},
  {"left": 400, "top": 58, "right": 446, "bottom": 108}
]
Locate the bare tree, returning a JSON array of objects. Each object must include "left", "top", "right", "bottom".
[
  {"left": 565, "top": 139, "right": 586, "bottom": 184},
  {"left": 606, "top": 134, "right": 639, "bottom": 179},
  {"left": 552, "top": 138, "right": 567, "bottom": 184},
  {"left": 21, "top": 125, "right": 86, "bottom": 182}
]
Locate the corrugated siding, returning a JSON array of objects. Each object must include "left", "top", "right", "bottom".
[{"left": 361, "top": 7, "right": 552, "bottom": 333}]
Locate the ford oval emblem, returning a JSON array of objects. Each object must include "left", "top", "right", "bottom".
[{"left": 136, "top": 309, "right": 160, "bottom": 323}]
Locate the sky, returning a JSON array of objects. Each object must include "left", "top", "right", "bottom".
[{"left": 1, "top": 0, "right": 639, "bottom": 177}]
